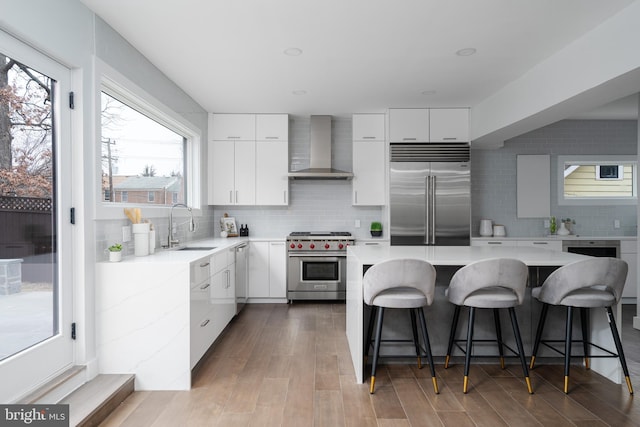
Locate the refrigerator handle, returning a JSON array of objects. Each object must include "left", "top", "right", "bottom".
[
  {"left": 430, "top": 176, "right": 436, "bottom": 244},
  {"left": 425, "top": 176, "right": 430, "bottom": 244}
]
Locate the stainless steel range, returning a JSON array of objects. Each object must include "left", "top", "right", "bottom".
[{"left": 287, "top": 232, "right": 354, "bottom": 301}]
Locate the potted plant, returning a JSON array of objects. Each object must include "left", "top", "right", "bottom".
[
  {"left": 108, "top": 243, "right": 123, "bottom": 262},
  {"left": 370, "top": 221, "right": 383, "bottom": 237}
]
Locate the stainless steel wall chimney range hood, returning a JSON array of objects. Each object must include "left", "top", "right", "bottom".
[{"left": 288, "top": 115, "right": 353, "bottom": 180}]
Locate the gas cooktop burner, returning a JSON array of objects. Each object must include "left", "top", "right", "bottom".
[{"left": 289, "top": 231, "right": 351, "bottom": 237}]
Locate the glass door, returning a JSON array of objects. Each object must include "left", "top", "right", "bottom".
[{"left": 0, "top": 31, "right": 73, "bottom": 402}]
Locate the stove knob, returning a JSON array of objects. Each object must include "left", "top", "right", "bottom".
[
  {"left": 297, "top": 243, "right": 303, "bottom": 249},
  {"left": 338, "top": 243, "right": 344, "bottom": 249},
  {"left": 324, "top": 243, "right": 330, "bottom": 249},
  {"left": 290, "top": 243, "right": 295, "bottom": 249},
  {"left": 310, "top": 243, "right": 315, "bottom": 249}
]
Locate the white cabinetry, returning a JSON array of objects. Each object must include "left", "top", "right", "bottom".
[
  {"left": 269, "top": 241, "right": 287, "bottom": 298},
  {"left": 621, "top": 240, "right": 637, "bottom": 299},
  {"left": 256, "top": 114, "right": 289, "bottom": 205},
  {"left": 248, "top": 241, "right": 287, "bottom": 300},
  {"left": 389, "top": 108, "right": 469, "bottom": 143},
  {"left": 209, "top": 139, "right": 256, "bottom": 205},
  {"left": 211, "top": 114, "right": 255, "bottom": 140},
  {"left": 353, "top": 113, "right": 385, "bottom": 141},
  {"left": 429, "top": 108, "right": 469, "bottom": 142},
  {"left": 256, "top": 114, "right": 288, "bottom": 141},
  {"left": 209, "top": 113, "right": 289, "bottom": 206},
  {"left": 352, "top": 114, "right": 385, "bottom": 206},
  {"left": 471, "top": 239, "right": 561, "bottom": 251},
  {"left": 389, "top": 108, "right": 429, "bottom": 142},
  {"left": 190, "top": 257, "right": 215, "bottom": 368}
]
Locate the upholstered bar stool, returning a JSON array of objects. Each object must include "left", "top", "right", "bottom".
[
  {"left": 444, "top": 258, "right": 532, "bottom": 394},
  {"left": 530, "top": 257, "right": 633, "bottom": 394},
  {"left": 363, "top": 259, "right": 438, "bottom": 394}
]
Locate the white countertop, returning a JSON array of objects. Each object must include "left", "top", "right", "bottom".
[
  {"left": 106, "top": 237, "right": 250, "bottom": 264},
  {"left": 347, "top": 244, "right": 590, "bottom": 266}
]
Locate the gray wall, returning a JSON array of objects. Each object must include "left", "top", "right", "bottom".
[{"left": 471, "top": 119, "right": 638, "bottom": 237}]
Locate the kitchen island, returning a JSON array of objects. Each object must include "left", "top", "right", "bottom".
[{"left": 346, "top": 245, "right": 624, "bottom": 385}]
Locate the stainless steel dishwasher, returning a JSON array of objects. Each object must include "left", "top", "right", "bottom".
[{"left": 235, "top": 243, "right": 249, "bottom": 314}]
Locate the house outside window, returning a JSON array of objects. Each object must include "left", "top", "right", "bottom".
[
  {"left": 148, "top": 191, "right": 155, "bottom": 203},
  {"left": 121, "top": 191, "right": 128, "bottom": 202}
]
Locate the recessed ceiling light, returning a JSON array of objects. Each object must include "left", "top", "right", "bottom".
[
  {"left": 292, "top": 90, "right": 307, "bottom": 95},
  {"left": 284, "top": 48, "right": 303, "bottom": 56},
  {"left": 456, "top": 48, "right": 477, "bottom": 56},
  {"left": 421, "top": 90, "right": 437, "bottom": 96}
]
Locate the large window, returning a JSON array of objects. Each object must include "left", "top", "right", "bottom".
[
  {"left": 96, "top": 63, "right": 202, "bottom": 219},
  {"left": 101, "top": 91, "right": 187, "bottom": 206}
]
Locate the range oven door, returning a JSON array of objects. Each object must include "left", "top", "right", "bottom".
[{"left": 287, "top": 254, "right": 346, "bottom": 300}]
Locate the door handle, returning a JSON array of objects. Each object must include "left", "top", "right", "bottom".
[{"left": 430, "top": 176, "right": 436, "bottom": 245}]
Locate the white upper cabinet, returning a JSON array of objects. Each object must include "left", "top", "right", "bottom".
[
  {"left": 256, "top": 114, "right": 288, "bottom": 141},
  {"left": 389, "top": 108, "right": 429, "bottom": 142},
  {"left": 209, "top": 139, "right": 256, "bottom": 205},
  {"left": 210, "top": 114, "right": 255, "bottom": 141},
  {"left": 256, "top": 140, "right": 288, "bottom": 205},
  {"left": 352, "top": 114, "right": 385, "bottom": 206},
  {"left": 255, "top": 114, "right": 288, "bottom": 205},
  {"left": 429, "top": 108, "right": 469, "bottom": 142},
  {"left": 353, "top": 113, "right": 385, "bottom": 141}
]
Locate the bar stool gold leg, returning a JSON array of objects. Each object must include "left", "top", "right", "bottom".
[
  {"left": 444, "top": 355, "right": 450, "bottom": 369},
  {"left": 369, "top": 376, "right": 376, "bottom": 394},
  {"left": 525, "top": 377, "right": 533, "bottom": 394},
  {"left": 626, "top": 376, "right": 634, "bottom": 394},
  {"left": 417, "top": 357, "right": 422, "bottom": 369},
  {"left": 432, "top": 377, "right": 439, "bottom": 394},
  {"left": 529, "top": 355, "right": 536, "bottom": 370},
  {"left": 564, "top": 376, "right": 570, "bottom": 394}
]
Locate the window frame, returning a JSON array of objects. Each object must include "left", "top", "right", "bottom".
[
  {"left": 94, "top": 58, "right": 202, "bottom": 220},
  {"left": 557, "top": 155, "right": 637, "bottom": 206}
]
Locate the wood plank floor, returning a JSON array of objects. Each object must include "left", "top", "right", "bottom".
[{"left": 99, "top": 303, "right": 640, "bottom": 427}]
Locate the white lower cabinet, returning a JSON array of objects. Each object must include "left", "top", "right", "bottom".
[{"left": 248, "top": 241, "right": 287, "bottom": 300}]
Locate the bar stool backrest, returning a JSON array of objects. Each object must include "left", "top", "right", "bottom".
[
  {"left": 537, "top": 257, "right": 628, "bottom": 305},
  {"left": 447, "top": 258, "right": 528, "bottom": 306},
  {"left": 363, "top": 259, "right": 436, "bottom": 306}
]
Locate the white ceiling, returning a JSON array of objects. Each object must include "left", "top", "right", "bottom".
[{"left": 79, "top": 0, "right": 638, "bottom": 119}]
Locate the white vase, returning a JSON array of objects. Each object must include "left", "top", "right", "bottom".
[
  {"left": 557, "top": 222, "right": 570, "bottom": 236},
  {"left": 109, "top": 251, "right": 122, "bottom": 262}
]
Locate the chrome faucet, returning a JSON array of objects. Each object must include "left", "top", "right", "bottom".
[{"left": 168, "top": 203, "right": 196, "bottom": 248}]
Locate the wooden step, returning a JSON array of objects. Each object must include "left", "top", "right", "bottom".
[{"left": 60, "top": 374, "right": 134, "bottom": 427}]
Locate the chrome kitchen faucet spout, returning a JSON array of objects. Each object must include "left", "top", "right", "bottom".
[{"left": 168, "top": 203, "right": 196, "bottom": 248}]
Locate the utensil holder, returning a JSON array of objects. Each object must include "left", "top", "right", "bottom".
[{"left": 132, "top": 223, "right": 150, "bottom": 256}]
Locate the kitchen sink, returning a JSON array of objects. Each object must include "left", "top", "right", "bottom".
[{"left": 178, "top": 246, "right": 216, "bottom": 251}]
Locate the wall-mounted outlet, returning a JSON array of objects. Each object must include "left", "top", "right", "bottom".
[
  {"left": 355, "top": 219, "right": 361, "bottom": 228},
  {"left": 614, "top": 219, "right": 620, "bottom": 229},
  {"left": 122, "top": 225, "right": 132, "bottom": 242},
  {"left": 543, "top": 219, "right": 550, "bottom": 228}
]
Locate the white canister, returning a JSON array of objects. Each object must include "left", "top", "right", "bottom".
[
  {"left": 148, "top": 229, "right": 156, "bottom": 254},
  {"left": 479, "top": 219, "right": 493, "bottom": 237},
  {"left": 132, "top": 223, "right": 150, "bottom": 256},
  {"left": 493, "top": 224, "right": 506, "bottom": 237}
]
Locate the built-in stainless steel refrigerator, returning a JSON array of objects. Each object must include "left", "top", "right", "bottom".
[{"left": 390, "top": 143, "right": 470, "bottom": 246}]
